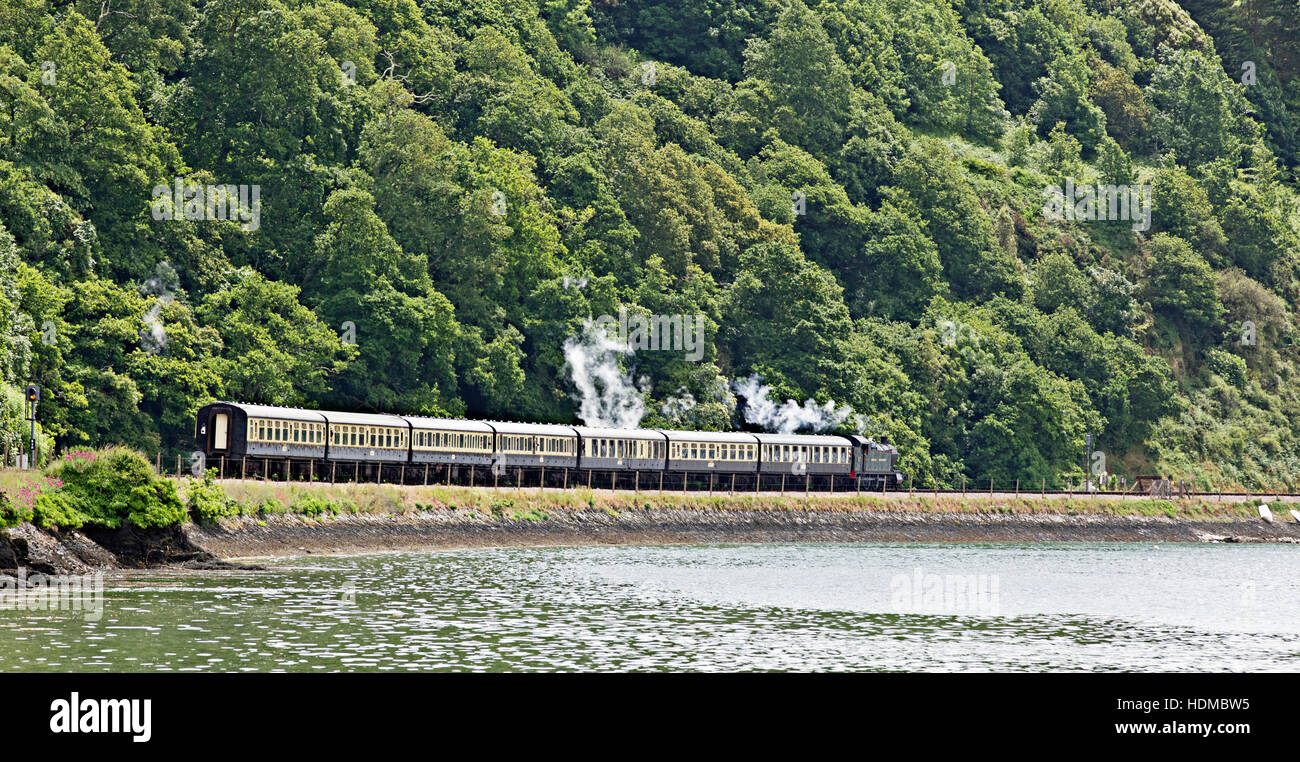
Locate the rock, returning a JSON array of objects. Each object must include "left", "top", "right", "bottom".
[
  {"left": 82, "top": 523, "right": 221, "bottom": 568},
  {"left": 1258, "top": 504, "right": 1273, "bottom": 523}
]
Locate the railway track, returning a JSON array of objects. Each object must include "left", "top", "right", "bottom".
[{"left": 175, "top": 455, "right": 1300, "bottom": 503}]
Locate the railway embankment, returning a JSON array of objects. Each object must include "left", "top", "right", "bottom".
[
  {"left": 181, "top": 481, "right": 1300, "bottom": 559},
  {"left": 5, "top": 474, "right": 1300, "bottom": 574}
]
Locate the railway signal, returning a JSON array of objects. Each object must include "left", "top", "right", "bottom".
[{"left": 23, "top": 384, "right": 39, "bottom": 470}]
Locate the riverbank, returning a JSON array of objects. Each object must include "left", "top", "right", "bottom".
[
  {"left": 182, "top": 484, "right": 1300, "bottom": 559},
  {"left": 6, "top": 483, "right": 1299, "bottom": 572}
]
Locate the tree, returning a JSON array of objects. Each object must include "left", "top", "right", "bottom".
[{"left": 1144, "top": 233, "right": 1224, "bottom": 337}]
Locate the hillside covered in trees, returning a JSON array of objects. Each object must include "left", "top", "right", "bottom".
[{"left": 2, "top": 0, "right": 1300, "bottom": 489}]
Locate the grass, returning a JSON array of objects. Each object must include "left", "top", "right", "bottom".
[{"left": 168, "top": 477, "right": 1282, "bottom": 523}]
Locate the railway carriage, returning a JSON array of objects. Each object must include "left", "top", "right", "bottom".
[
  {"left": 195, "top": 402, "right": 327, "bottom": 460},
  {"left": 755, "top": 433, "right": 852, "bottom": 476},
  {"left": 324, "top": 410, "right": 410, "bottom": 463},
  {"left": 662, "top": 430, "right": 760, "bottom": 473},
  {"left": 490, "top": 421, "right": 579, "bottom": 468},
  {"left": 574, "top": 426, "right": 667, "bottom": 471},
  {"left": 407, "top": 417, "right": 494, "bottom": 466}
]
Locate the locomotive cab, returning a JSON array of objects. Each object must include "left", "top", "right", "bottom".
[{"left": 844, "top": 434, "right": 905, "bottom": 488}]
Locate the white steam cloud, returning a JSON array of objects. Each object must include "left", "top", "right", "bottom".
[
  {"left": 562, "top": 320, "right": 647, "bottom": 429},
  {"left": 659, "top": 387, "right": 697, "bottom": 425},
  {"left": 732, "top": 374, "right": 869, "bottom": 435},
  {"left": 140, "top": 261, "right": 179, "bottom": 355}
]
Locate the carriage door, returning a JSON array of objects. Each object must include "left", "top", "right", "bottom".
[{"left": 212, "top": 413, "right": 229, "bottom": 451}]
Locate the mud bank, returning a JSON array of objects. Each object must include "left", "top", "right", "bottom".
[
  {"left": 188, "top": 507, "right": 1300, "bottom": 559},
  {"left": 0, "top": 522, "right": 251, "bottom": 576}
]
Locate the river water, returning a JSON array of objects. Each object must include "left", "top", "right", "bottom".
[{"left": 2, "top": 542, "right": 1297, "bottom": 671}]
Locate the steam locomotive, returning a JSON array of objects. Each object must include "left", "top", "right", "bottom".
[{"left": 194, "top": 402, "right": 905, "bottom": 488}]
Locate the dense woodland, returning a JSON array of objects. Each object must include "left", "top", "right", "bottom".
[{"left": 2, "top": 0, "right": 1299, "bottom": 489}]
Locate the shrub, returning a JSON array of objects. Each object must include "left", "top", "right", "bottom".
[
  {"left": 1206, "top": 348, "right": 1248, "bottom": 389},
  {"left": 123, "top": 482, "right": 188, "bottom": 528},
  {"left": 187, "top": 474, "right": 237, "bottom": 525},
  {"left": 257, "top": 498, "right": 287, "bottom": 516},
  {"left": 291, "top": 494, "right": 335, "bottom": 517},
  {"left": 0, "top": 491, "right": 32, "bottom": 528},
  {"left": 32, "top": 492, "right": 83, "bottom": 530},
  {"left": 49, "top": 447, "right": 187, "bottom": 529}
]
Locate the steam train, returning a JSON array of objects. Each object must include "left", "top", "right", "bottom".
[{"left": 194, "top": 402, "right": 905, "bottom": 488}]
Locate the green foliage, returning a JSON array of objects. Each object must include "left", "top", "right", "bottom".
[
  {"left": 0, "top": 490, "right": 30, "bottom": 527},
  {"left": 1144, "top": 234, "right": 1224, "bottom": 337},
  {"left": 0, "top": 0, "right": 1298, "bottom": 494},
  {"left": 186, "top": 472, "right": 237, "bottom": 524},
  {"left": 32, "top": 490, "right": 82, "bottom": 529},
  {"left": 49, "top": 447, "right": 185, "bottom": 528}
]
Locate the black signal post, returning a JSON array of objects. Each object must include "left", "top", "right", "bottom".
[{"left": 24, "top": 384, "right": 39, "bottom": 470}]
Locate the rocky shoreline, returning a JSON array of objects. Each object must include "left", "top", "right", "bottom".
[
  {"left": 187, "top": 507, "right": 1300, "bottom": 560},
  {"left": 0, "top": 522, "right": 252, "bottom": 576},
  {"left": 5, "top": 504, "right": 1298, "bottom": 574}
]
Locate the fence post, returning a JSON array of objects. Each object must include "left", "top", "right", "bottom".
[
  {"left": 962, "top": 476, "right": 966, "bottom": 495},
  {"left": 989, "top": 478, "right": 993, "bottom": 496},
  {"left": 156, "top": 452, "right": 161, "bottom": 475}
]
